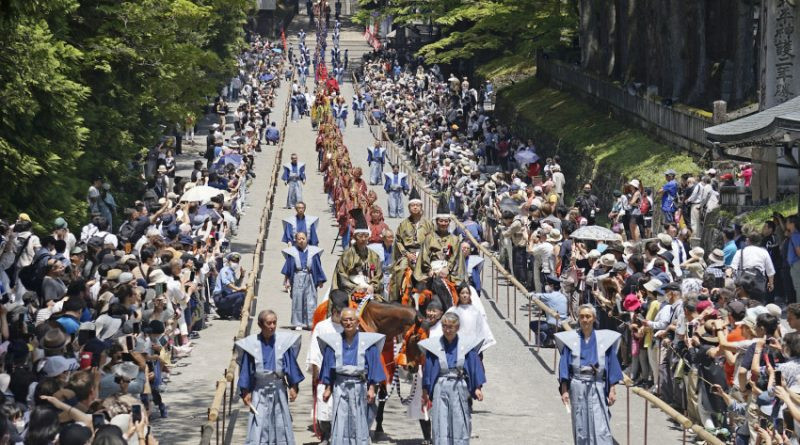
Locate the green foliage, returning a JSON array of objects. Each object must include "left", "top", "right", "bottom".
[
  {"left": 363, "top": 0, "right": 577, "bottom": 64},
  {"left": 474, "top": 53, "right": 537, "bottom": 87},
  {"left": 0, "top": 0, "right": 252, "bottom": 231},
  {"left": 496, "top": 77, "right": 700, "bottom": 203},
  {"left": 0, "top": 19, "right": 89, "bottom": 229},
  {"left": 738, "top": 197, "right": 798, "bottom": 231}
]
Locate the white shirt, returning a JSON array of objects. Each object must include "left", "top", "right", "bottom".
[
  {"left": 94, "top": 231, "right": 119, "bottom": 249},
  {"left": 671, "top": 240, "right": 686, "bottom": 278},
  {"left": 447, "top": 302, "right": 496, "bottom": 352},
  {"left": 731, "top": 245, "right": 776, "bottom": 277},
  {"left": 166, "top": 278, "right": 188, "bottom": 307},
  {"left": 306, "top": 318, "right": 343, "bottom": 372}
]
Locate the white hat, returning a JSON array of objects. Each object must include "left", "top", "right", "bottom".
[
  {"left": 629, "top": 179, "right": 640, "bottom": 189},
  {"left": 706, "top": 168, "right": 717, "bottom": 175},
  {"left": 112, "top": 362, "right": 141, "bottom": 381},
  {"left": 95, "top": 314, "right": 123, "bottom": 341},
  {"left": 40, "top": 356, "right": 79, "bottom": 378},
  {"left": 547, "top": 229, "right": 563, "bottom": 243},
  {"left": 657, "top": 233, "right": 673, "bottom": 248},
  {"left": 147, "top": 268, "right": 169, "bottom": 285},
  {"left": 766, "top": 303, "right": 782, "bottom": 318},
  {"left": 643, "top": 279, "right": 664, "bottom": 293},
  {"left": 600, "top": 254, "right": 616, "bottom": 267},
  {"left": 588, "top": 249, "right": 601, "bottom": 260}
]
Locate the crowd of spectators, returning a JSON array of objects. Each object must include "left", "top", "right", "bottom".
[
  {"left": 359, "top": 52, "right": 800, "bottom": 443},
  {"left": 0, "top": 36, "right": 284, "bottom": 444}
]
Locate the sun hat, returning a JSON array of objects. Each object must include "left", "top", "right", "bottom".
[
  {"left": 40, "top": 356, "right": 79, "bottom": 378},
  {"left": 547, "top": 229, "right": 563, "bottom": 243},
  {"left": 708, "top": 249, "right": 725, "bottom": 266},
  {"left": 41, "top": 329, "right": 70, "bottom": 351},
  {"left": 600, "top": 254, "right": 616, "bottom": 267},
  {"left": 657, "top": 233, "right": 673, "bottom": 248},
  {"left": 643, "top": 279, "right": 664, "bottom": 293},
  {"left": 94, "top": 314, "right": 123, "bottom": 341},
  {"left": 623, "top": 294, "right": 642, "bottom": 312},
  {"left": 689, "top": 247, "right": 705, "bottom": 260},
  {"left": 147, "top": 268, "right": 169, "bottom": 285}
]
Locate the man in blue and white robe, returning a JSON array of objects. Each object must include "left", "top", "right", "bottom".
[
  {"left": 352, "top": 95, "right": 366, "bottom": 128},
  {"left": 556, "top": 305, "right": 622, "bottom": 445},
  {"left": 281, "top": 154, "right": 306, "bottom": 209},
  {"left": 282, "top": 202, "right": 319, "bottom": 246},
  {"left": 281, "top": 232, "right": 326, "bottom": 329},
  {"left": 291, "top": 92, "right": 300, "bottom": 122},
  {"left": 237, "top": 310, "right": 305, "bottom": 445},
  {"left": 419, "top": 312, "right": 486, "bottom": 445},
  {"left": 333, "top": 103, "right": 348, "bottom": 131},
  {"left": 384, "top": 164, "right": 409, "bottom": 218},
  {"left": 320, "top": 308, "right": 386, "bottom": 445},
  {"left": 367, "top": 142, "right": 386, "bottom": 185}
]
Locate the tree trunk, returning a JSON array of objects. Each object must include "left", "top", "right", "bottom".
[
  {"left": 686, "top": 0, "right": 709, "bottom": 105},
  {"left": 602, "top": 0, "right": 618, "bottom": 77},
  {"left": 579, "top": 0, "right": 601, "bottom": 72},
  {"left": 731, "top": 0, "right": 756, "bottom": 106}
]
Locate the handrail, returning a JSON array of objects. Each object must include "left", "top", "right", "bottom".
[
  {"left": 353, "top": 71, "right": 721, "bottom": 444},
  {"left": 200, "top": 67, "right": 294, "bottom": 443}
]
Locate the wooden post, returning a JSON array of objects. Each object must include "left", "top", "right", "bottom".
[
  {"left": 643, "top": 392, "right": 648, "bottom": 445},
  {"left": 513, "top": 286, "right": 517, "bottom": 324},
  {"left": 626, "top": 385, "right": 630, "bottom": 445},
  {"left": 506, "top": 276, "right": 510, "bottom": 317},
  {"left": 712, "top": 100, "right": 727, "bottom": 124},
  {"left": 527, "top": 291, "right": 532, "bottom": 343}
]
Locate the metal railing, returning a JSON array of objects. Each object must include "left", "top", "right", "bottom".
[
  {"left": 354, "top": 73, "right": 724, "bottom": 445},
  {"left": 199, "top": 68, "right": 294, "bottom": 445}
]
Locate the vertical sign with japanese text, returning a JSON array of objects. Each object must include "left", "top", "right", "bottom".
[{"left": 762, "top": 0, "right": 800, "bottom": 108}]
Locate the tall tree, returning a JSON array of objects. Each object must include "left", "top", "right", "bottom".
[{"left": 0, "top": 1, "right": 90, "bottom": 226}]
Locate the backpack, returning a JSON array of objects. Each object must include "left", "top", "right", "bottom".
[
  {"left": 118, "top": 221, "right": 135, "bottom": 244},
  {"left": 638, "top": 195, "right": 651, "bottom": 215},
  {"left": 702, "top": 266, "right": 725, "bottom": 290},
  {"left": 4, "top": 236, "right": 30, "bottom": 284},
  {"left": 18, "top": 248, "right": 52, "bottom": 295}
]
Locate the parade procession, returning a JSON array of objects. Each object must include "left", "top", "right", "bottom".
[{"left": 5, "top": 0, "right": 800, "bottom": 444}]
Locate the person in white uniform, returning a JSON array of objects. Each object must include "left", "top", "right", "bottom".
[
  {"left": 446, "top": 283, "right": 496, "bottom": 354},
  {"left": 306, "top": 290, "right": 348, "bottom": 445}
]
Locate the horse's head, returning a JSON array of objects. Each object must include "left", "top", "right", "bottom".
[{"left": 398, "top": 316, "right": 428, "bottom": 372}]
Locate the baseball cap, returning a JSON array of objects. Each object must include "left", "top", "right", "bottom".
[{"left": 726, "top": 300, "right": 746, "bottom": 318}]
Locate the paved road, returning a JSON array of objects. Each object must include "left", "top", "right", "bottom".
[{"left": 156, "top": 12, "right": 691, "bottom": 445}]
